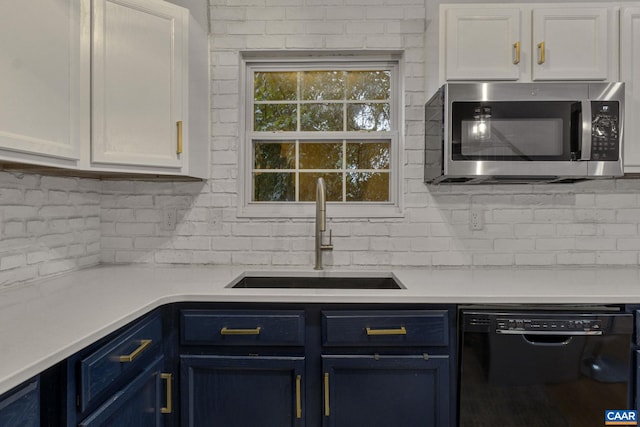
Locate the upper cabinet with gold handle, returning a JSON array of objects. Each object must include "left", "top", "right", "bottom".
[
  {"left": 531, "top": 7, "right": 611, "bottom": 81},
  {"left": 441, "top": 4, "right": 613, "bottom": 83},
  {"left": 441, "top": 6, "right": 523, "bottom": 81}
]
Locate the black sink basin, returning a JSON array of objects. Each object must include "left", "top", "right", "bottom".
[{"left": 231, "top": 276, "right": 402, "bottom": 290}]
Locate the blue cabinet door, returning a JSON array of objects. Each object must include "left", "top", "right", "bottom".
[
  {"left": 322, "top": 355, "right": 449, "bottom": 427},
  {"left": 78, "top": 356, "right": 168, "bottom": 427},
  {"left": 0, "top": 378, "right": 39, "bottom": 427},
  {"left": 181, "top": 355, "right": 305, "bottom": 427}
]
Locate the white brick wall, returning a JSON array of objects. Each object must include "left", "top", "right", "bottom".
[
  {"left": 0, "top": 172, "right": 101, "bottom": 288},
  {"left": 3, "top": 0, "right": 640, "bottom": 289}
]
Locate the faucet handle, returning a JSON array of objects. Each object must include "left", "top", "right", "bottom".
[{"left": 321, "top": 229, "right": 334, "bottom": 250}]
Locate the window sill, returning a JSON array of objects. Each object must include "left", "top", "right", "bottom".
[{"left": 237, "top": 202, "right": 404, "bottom": 219}]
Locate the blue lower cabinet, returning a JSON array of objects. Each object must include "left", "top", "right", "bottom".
[
  {"left": 78, "top": 356, "right": 170, "bottom": 427},
  {"left": 322, "top": 355, "right": 450, "bottom": 427},
  {"left": 0, "top": 378, "right": 39, "bottom": 427},
  {"left": 180, "top": 355, "right": 305, "bottom": 427}
]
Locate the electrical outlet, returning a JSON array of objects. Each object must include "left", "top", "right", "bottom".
[
  {"left": 161, "top": 208, "right": 177, "bottom": 231},
  {"left": 470, "top": 207, "right": 484, "bottom": 231}
]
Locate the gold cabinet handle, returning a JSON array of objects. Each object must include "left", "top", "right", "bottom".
[
  {"left": 118, "top": 339, "right": 152, "bottom": 362},
  {"left": 161, "top": 373, "right": 172, "bottom": 414},
  {"left": 365, "top": 326, "right": 407, "bottom": 336},
  {"left": 295, "top": 375, "right": 302, "bottom": 419},
  {"left": 220, "top": 326, "right": 261, "bottom": 335},
  {"left": 323, "top": 373, "right": 330, "bottom": 417},
  {"left": 537, "top": 42, "right": 545, "bottom": 64},
  {"left": 513, "top": 41, "right": 521, "bottom": 64},
  {"left": 176, "top": 121, "right": 183, "bottom": 155}
]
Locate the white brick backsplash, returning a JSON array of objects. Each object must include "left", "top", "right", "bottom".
[
  {"left": 515, "top": 253, "right": 556, "bottom": 266},
  {"left": 4, "top": 0, "right": 640, "bottom": 289},
  {"left": 557, "top": 252, "right": 597, "bottom": 265}
]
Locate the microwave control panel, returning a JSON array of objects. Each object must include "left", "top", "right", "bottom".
[{"left": 590, "top": 101, "right": 620, "bottom": 161}]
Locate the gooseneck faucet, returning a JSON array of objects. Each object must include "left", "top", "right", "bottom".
[{"left": 314, "top": 177, "right": 333, "bottom": 270}]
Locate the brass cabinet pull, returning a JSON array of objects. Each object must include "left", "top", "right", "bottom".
[
  {"left": 537, "top": 42, "right": 545, "bottom": 64},
  {"left": 118, "top": 339, "right": 152, "bottom": 362},
  {"left": 295, "top": 375, "right": 302, "bottom": 419},
  {"left": 365, "top": 326, "right": 407, "bottom": 336},
  {"left": 513, "top": 41, "right": 521, "bottom": 64},
  {"left": 220, "top": 326, "right": 261, "bottom": 335},
  {"left": 323, "top": 373, "right": 330, "bottom": 417},
  {"left": 176, "top": 121, "right": 183, "bottom": 154},
  {"left": 161, "top": 373, "right": 172, "bottom": 414}
]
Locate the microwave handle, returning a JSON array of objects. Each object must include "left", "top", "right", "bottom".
[{"left": 580, "top": 100, "right": 592, "bottom": 161}]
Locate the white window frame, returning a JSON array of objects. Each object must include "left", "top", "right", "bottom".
[{"left": 238, "top": 52, "right": 404, "bottom": 218}]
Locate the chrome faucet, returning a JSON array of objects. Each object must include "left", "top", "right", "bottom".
[{"left": 314, "top": 177, "right": 333, "bottom": 270}]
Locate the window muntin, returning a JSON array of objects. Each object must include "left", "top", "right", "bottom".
[{"left": 249, "top": 65, "right": 396, "bottom": 206}]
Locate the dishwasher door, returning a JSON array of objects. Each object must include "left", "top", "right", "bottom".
[{"left": 459, "top": 309, "right": 633, "bottom": 427}]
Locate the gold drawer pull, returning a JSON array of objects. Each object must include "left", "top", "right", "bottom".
[
  {"left": 176, "top": 121, "right": 183, "bottom": 154},
  {"left": 161, "top": 373, "right": 173, "bottom": 414},
  {"left": 537, "top": 41, "right": 545, "bottom": 64},
  {"left": 295, "top": 375, "right": 302, "bottom": 419},
  {"left": 220, "top": 327, "right": 261, "bottom": 335},
  {"left": 366, "top": 326, "right": 407, "bottom": 336},
  {"left": 323, "top": 372, "right": 330, "bottom": 417},
  {"left": 119, "top": 339, "right": 152, "bottom": 362},
  {"left": 513, "top": 41, "right": 521, "bottom": 64}
]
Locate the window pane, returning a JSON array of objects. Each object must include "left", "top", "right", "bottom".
[
  {"left": 347, "top": 103, "right": 390, "bottom": 131},
  {"left": 301, "top": 71, "right": 345, "bottom": 100},
  {"left": 254, "top": 72, "right": 297, "bottom": 101},
  {"left": 346, "top": 141, "right": 390, "bottom": 169},
  {"left": 254, "top": 104, "right": 297, "bottom": 131},
  {"left": 301, "top": 104, "right": 343, "bottom": 131},
  {"left": 254, "top": 172, "right": 295, "bottom": 201},
  {"left": 347, "top": 71, "right": 390, "bottom": 101},
  {"left": 346, "top": 172, "right": 389, "bottom": 202},
  {"left": 254, "top": 142, "right": 296, "bottom": 169},
  {"left": 299, "top": 142, "right": 342, "bottom": 169},
  {"left": 299, "top": 173, "right": 342, "bottom": 202}
]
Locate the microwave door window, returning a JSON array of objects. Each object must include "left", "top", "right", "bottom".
[
  {"left": 451, "top": 101, "right": 578, "bottom": 161},
  {"left": 461, "top": 118, "right": 564, "bottom": 159}
]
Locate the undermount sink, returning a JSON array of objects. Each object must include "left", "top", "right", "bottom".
[{"left": 230, "top": 275, "right": 403, "bottom": 290}]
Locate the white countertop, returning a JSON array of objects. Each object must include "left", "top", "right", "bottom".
[{"left": 2, "top": 264, "right": 640, "bottom": 395}]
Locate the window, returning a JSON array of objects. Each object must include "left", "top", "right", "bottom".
[{"left": 240, "top": 55, "right": 402, "bottom": 217}]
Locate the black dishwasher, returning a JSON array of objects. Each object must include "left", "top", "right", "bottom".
[{"left": 459, "top": 306, "right": 633, "bottom": 427}]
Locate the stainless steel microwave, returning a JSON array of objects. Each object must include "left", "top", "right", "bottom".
[{"left": 424, "top": 82, "right": 624, "bottom": 184}]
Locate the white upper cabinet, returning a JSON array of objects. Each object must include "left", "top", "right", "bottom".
[
  {"left": 443, "top": 8, "right": 524, "bottom": 81},
  {"left": 441, "top": 4, "right": 617, "bottom": 83},
  {"left": 0, "top": 0, "right": 208, "bottom": 179},
  {"left": 621, "top": 7, "right": 640, "bottom": 173},
  {"left": 90, "top": 0, "right": 189, "bottom": 173},
  {"left": 532, "top": 8, "right": 611, "bottom": 81},
  {"left": 0, "top": 0, "right": 84, "bottom": 167}
]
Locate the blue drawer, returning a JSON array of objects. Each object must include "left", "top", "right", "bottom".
[
  {"left": 0, "top": 378, "right": 39, "bottom": 427},
  {"left": 322, "top": 310, "right": 449, "bottom": 347},
  {"left": 79, "top": 313, "right": 162, "bottom": 412},
  {"left": 181, "top": 310, "right": 305, "bottom": 346}
]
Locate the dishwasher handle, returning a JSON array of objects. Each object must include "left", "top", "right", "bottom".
[{"left": 496, "top": 329, "right": 602, "bottom": 336}]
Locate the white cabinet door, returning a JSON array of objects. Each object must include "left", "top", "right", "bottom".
[
  {"left": 621, "top": 7, "right": 640, "bottom": 173},
  {"left": 0, "top": 0, "right": 83, "bottom": 166},
  {"left": 442, "top": 8, "right": 523, "bottom": 81},
  {"left": 531, "top": 8, "right": 610, "bottom": 81},
  {"left": 91, "top": 0, "right": 188, "bottom": 171}
]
